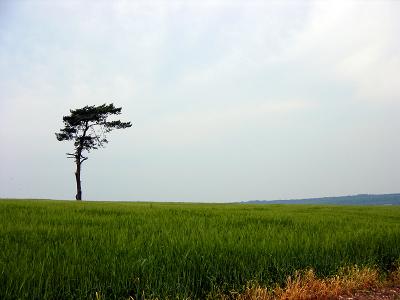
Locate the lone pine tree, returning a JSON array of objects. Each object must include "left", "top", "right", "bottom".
[{"left": 55, "top": 103, "right": 132, "bottom": 200}]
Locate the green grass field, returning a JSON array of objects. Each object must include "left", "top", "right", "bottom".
[{"left": 1, "top": 200, "right": 399, "bottom": 299}]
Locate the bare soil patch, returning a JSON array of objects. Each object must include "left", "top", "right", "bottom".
[{"left": 339, "top": 286, "right": 400, "bottom": 300}]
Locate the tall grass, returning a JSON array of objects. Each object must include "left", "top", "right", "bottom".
[{"left": 0, "top": 200, "right": 399, "bottom": 299}]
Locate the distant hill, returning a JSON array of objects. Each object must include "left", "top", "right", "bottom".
[{"left": 243, "top": 193, "right": 400, "bottom": 205}]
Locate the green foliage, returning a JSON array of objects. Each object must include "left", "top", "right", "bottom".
[
  {"left": 55, "top": 103, "right": 132, "bottom": 152},
  {"left": 0, "top": 201, "right": 400, "bottom": 299}
]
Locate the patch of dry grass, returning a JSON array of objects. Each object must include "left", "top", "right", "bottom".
[{"left": 217, "top": 265, "right": 400, "bottom": 300}]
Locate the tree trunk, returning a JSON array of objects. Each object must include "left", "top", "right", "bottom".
[
  {"left": 75, "top": 135, "right": 86, "bottom": 201},
  {"left": 75, "top": 161, "right": 82, "bottom": 201}
]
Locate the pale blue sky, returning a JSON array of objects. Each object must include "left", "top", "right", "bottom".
[{"left": 0, "top": 0, "right": 399, "bottom": 202}]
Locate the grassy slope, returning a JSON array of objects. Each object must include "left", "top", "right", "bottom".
[{"left": 0, "top": 200, "right": 399, "bottom": 299}]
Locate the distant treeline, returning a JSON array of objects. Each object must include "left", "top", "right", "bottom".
[{"left": 244, "top": 193, "right": 400, "bottom": 205}]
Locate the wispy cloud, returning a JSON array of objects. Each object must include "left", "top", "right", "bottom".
[
  {"left": 139, "top": 99, "right": 312, "bottom": 146},
  {"left": 287, "top": 1, "right": 400, "bottom": 102}
]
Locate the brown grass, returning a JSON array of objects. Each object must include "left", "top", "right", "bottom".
[{"left": 215, "top": 265, "right": 400, "bottom": 300}]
